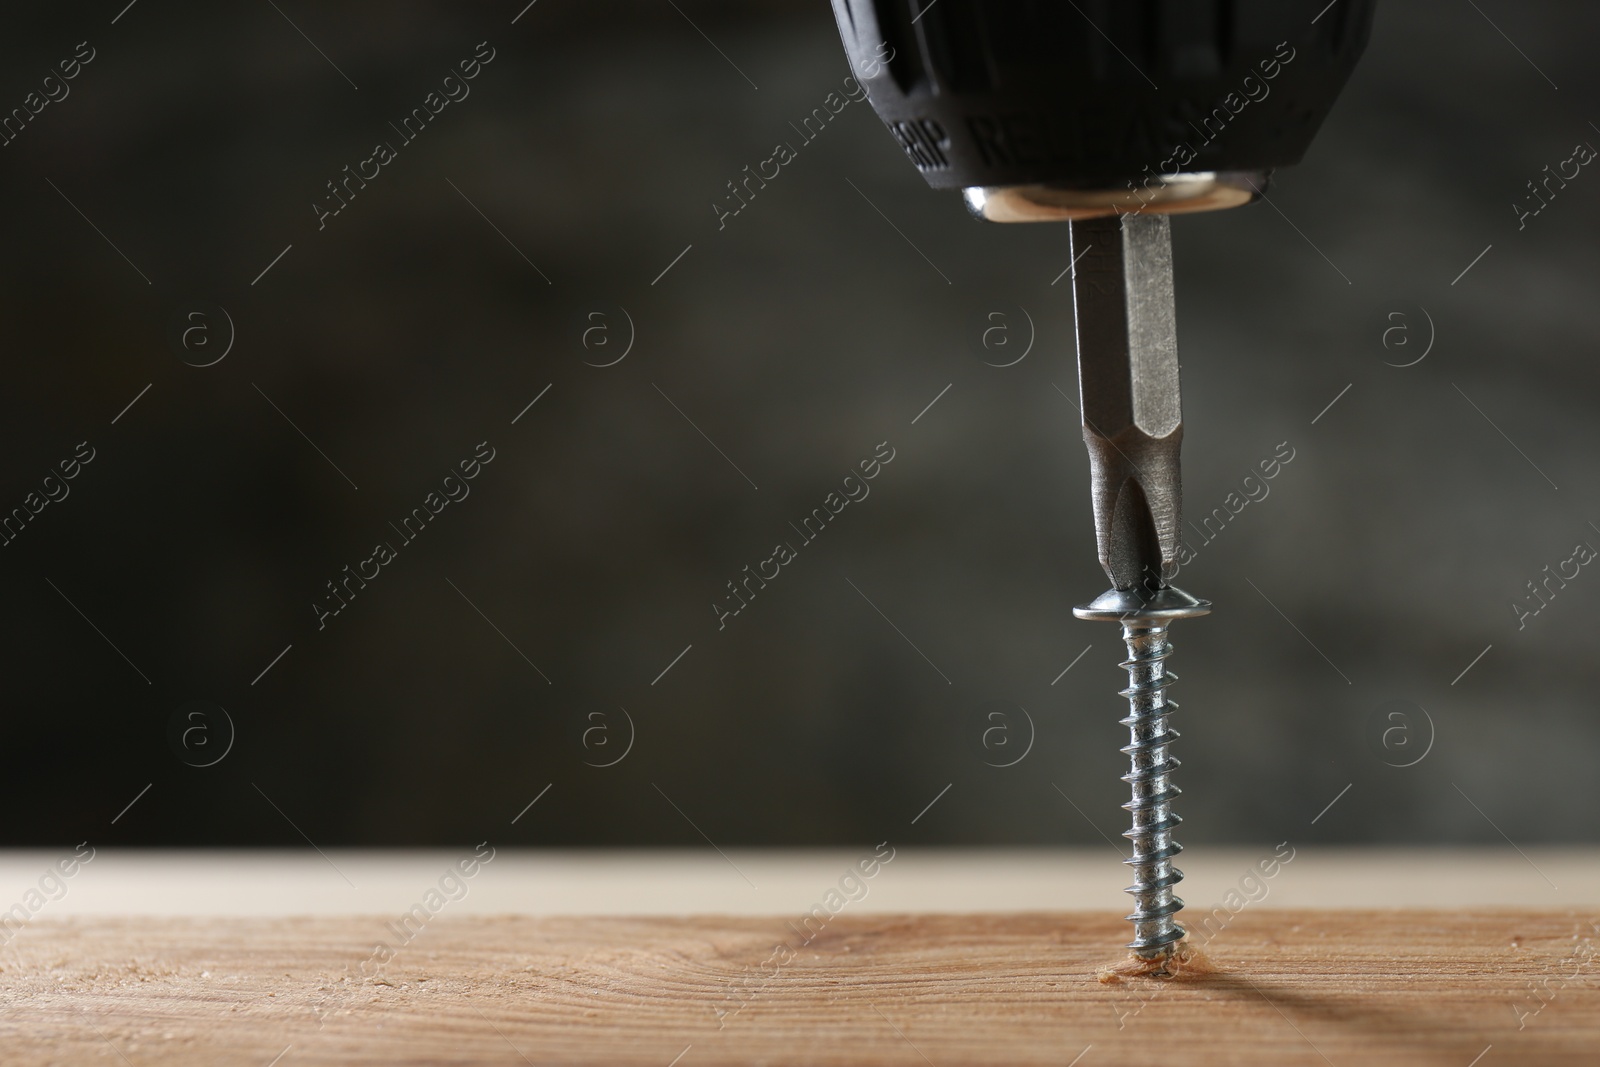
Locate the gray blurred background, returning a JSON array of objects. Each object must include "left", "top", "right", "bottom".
[{"left": 1, "top": 0, "right": 1596, "bottom": 850}]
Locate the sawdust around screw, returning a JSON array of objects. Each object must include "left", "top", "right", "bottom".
[{"left": 1095, "top": 940, "right": 1216, "bottom": 983}]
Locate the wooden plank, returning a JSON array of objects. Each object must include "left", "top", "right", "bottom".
[{"left": 2, "top": 910, "right": 1596, "bottom": 1065}]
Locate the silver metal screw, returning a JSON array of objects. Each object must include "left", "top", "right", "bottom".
[{"left": 1077, "top": 587, "right": 1210, "bottom": 957}]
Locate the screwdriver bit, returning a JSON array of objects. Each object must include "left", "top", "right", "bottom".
[{"left": 1068, "top": 213, "right": 1185, "bottom": 594}]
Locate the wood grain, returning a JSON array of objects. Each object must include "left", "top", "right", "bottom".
[{"left": 3, "top": 910, "right": 1596, "bottom": 1065}]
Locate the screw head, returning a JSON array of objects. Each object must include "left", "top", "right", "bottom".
[{"left": 1074, "top": 584, "right": 1212, "bottom": 623}]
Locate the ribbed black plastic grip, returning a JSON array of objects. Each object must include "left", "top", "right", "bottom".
[{"left": 830, "top": 0, "right": 1376, "bottom": 190}]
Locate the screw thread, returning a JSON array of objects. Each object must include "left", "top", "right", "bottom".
[{"left": 1118, "top": 621, "right": 1185, "bottom": 957}]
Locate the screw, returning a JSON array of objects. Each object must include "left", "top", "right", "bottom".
[{"left": 1077, "top": 585, "right": 1210, "bottom": 957}]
